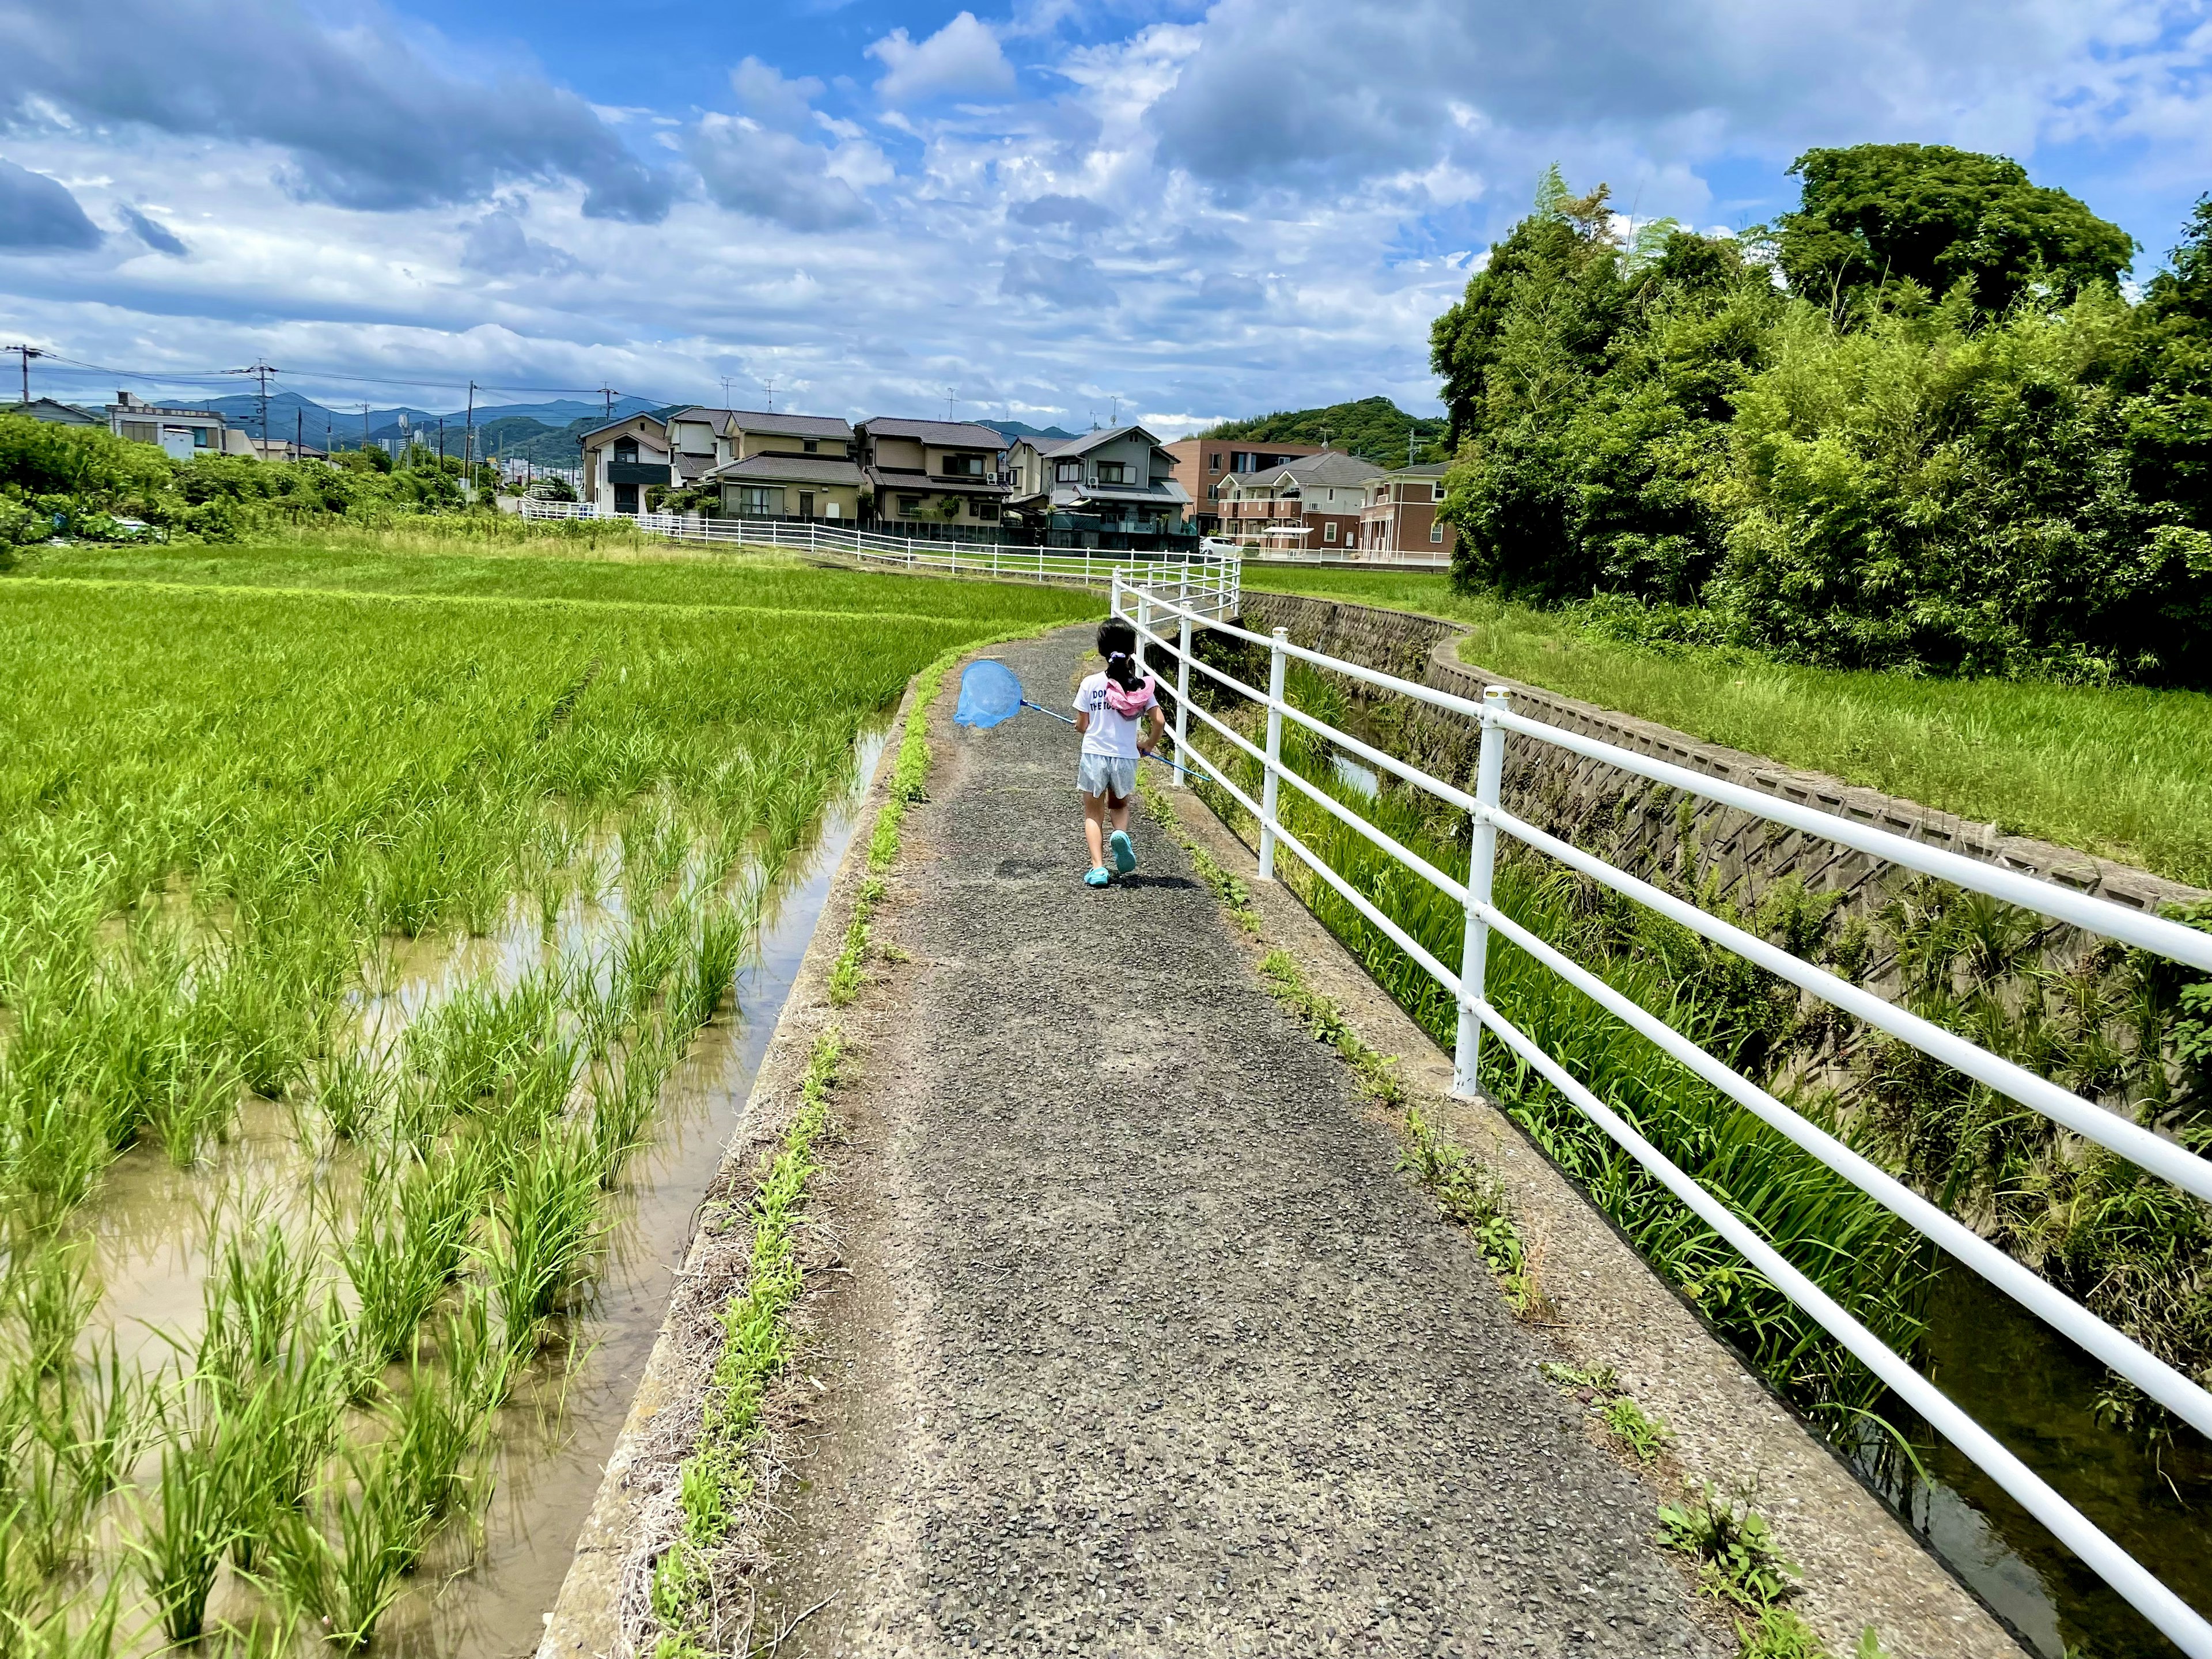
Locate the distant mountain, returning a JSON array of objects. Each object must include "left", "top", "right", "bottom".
[
  {"left": 195, "top": 389, "right": 658, "bottom": 444},
  {"left": 982, "top": 419, "right": 1080, "bottom": 442},
  {"left": 1198, "top": 397, "right": 1449, "bottom": 467}
]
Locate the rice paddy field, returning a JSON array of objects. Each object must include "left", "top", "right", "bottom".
[
  {"left": 1238, "top": 564, "right": 2212, "bottom": 891},
  {"left": 0, "top": 532, "right": 1097, "bottom": 1654}
]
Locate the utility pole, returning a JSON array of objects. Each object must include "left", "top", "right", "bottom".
[
  {"left": 295, "top": 407, "right": 303, "bottom": 460},
  {"left": 762, "top": 378, "right": 774, "bottom": 414},
  {"left": 226, "top": 361, "right": 279, "bottom": 445},
  {"left": 720, "top": 375, "right": 734, "bottom": 408},
  {"left": 463, "top": 381, "right": 478, "bottom": 503},
  {"left": 437, "top": 416, "right": 446, "bottom": 471},
  {"left": 1109, "top": 396, "right": 1119, "bottom": 427},
  {"left": 946, "top": 387, "right": 957, "bottom": 422},
  {"left": 361, "top": 404, "right": 371, "bottom": 455},
  {"left": 1408, "top": 428, "right": 1416, "bottom": 467},
  {"left": 599, "top": 385, "right": 615, "bottom": 422},
  {"left": 7, "top": 344, "right": 43, "bottom": 404}
]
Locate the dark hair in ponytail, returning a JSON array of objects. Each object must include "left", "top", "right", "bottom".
[{"left": 1096, "top": 617, "right": 1142, "bottom": 690}]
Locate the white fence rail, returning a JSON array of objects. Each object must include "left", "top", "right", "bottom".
[
  {"left": 1110, "top": 573, "right": 2212, "bottom": 1656},
  {"left": 520, "top": 497, "right": 1241, "bottom": 616}
]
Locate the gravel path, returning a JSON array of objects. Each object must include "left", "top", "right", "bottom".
[{"left": 760, "top": 628, "right": 1725, "bottom": 1658}]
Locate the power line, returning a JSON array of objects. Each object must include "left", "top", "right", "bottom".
[{"left": 23, "top": 349, "right": 646, "bottom": 407}]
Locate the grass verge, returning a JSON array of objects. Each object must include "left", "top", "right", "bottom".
[
  {"left": 1238, "top": 564, "right": 2212, "bottom": 889},
  {"left": 641, "top": 639, "right": 965, "bottom": 1658}
]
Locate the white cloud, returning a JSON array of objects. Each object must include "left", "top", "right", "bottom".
[
  {"left": 867, "top": 13, "right": 1017, "bottom": 105},
  {"left": 4, "top": 0, "right": 2209, "bottom": 442}
]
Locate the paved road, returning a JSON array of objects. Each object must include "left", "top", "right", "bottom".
[{"left": 759, "top": 628, "right": 1722, "bottom": 1657}]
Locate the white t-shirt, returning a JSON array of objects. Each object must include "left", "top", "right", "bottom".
[{"left": 1074, "top": 670, "right": 1156, "bottom": 758}]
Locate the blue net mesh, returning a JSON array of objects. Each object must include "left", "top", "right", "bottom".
[{"left": 953, "top": 658, "right": 1026, "bottom": 729}]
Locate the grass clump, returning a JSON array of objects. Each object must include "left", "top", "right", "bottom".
[{"left": 1659, "top": 1482, "right": 1798, "bottom": 1610}]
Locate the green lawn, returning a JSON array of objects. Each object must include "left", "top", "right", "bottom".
[{"left": 1238, "top": 565, "right": 2212, "bottom": 891}]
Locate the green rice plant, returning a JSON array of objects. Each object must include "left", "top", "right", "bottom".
[
  {"left": 589, "top": 1036, "right": 665, "bottom": 1191},
  {"left": 145, "top": 1053, "right": 245, "bottom": 1169},
  {"left": 265, "top": 1445, "right": 423, "bottom": 1654},
  {"left": 437, "top": 1289, "right": 517, "bottom": 1418},
  {"left": 221, "top": 1349, "right": 346, "bottom": 1570},
  {"left": 0, "top": 1575, "right": 123, "bottom": 1659},
  {"left": 407, "top": 969, "right": 560, "bottom": 1108},
  {"left": 199, "top": 1220, "right": 316, "bottom": 1391},
  {"left": 397, "top": 1139, "right": 492, "bottom": 1286},
  {"left": 343, "top": 1205, "right": 446, "bottom": 1378},
  {"left": 385, "top": 1343, "right": 495, "bottom": 1540},
  {"left": 313, "top": 1047, "right": 394, "bottom": 1142},
  {"left": 2, "top": 1236, "right": 97, "bottom": 1377},
  {"left": 487, "top": 1124, "right": 610, "bottom": 1354},
  {"left": 615, "top": 900, "right": 692, "bottom": 1018},
  {"left": 49, "top": 1336, "right": 151, "bottom": 1507},
  {"left": 131, "top": 1416, "right": 235, "bottom": 1644}
]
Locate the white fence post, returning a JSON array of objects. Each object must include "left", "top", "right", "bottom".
[
  {"left": 1173, "top": 611, "right": 1192, "bottom": 789},
  {"left": 1455, "top": 686, "right": 1509, "bottom": 1099},
  {"left": 1257, "top": 626, "right": 1287, "bottom": 881},
  {"left": 1135, "top": 591, "right": 1150, "bottom": 675}
]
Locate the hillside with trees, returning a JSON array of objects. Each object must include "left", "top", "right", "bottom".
[
  {"left": 1429, "top": 146, "right": 2212, "bottom": 687},
  {"left": 1200, "top": 396, "right": 1448, "bottom": 465}
]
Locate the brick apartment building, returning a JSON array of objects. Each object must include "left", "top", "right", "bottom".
[
  {"left": 1213, "top": 450, "right": 1384, "bottom": 552},
  {"left": 1358, "top": 462, "right": 1456, "bottom": 560},
  {"left": 1162, "top": 437, "right": 1327, "bottom": 534}
]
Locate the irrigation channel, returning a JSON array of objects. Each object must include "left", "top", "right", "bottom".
[{"left": 36, "top": 721, "right": 886, "bottom": 1656}]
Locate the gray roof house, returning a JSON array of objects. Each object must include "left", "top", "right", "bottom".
[
  {"left": 696, "top": 409, "right": 865, "bottom": 521},
  {"left": 1004, "top": 425, "right": 1192, "bottom": 534},
  {"left": 855, "top": 416, "right": 1011, "bottom": 531},
  {"left": 12, "top": 397, "right": 100, "bottom": 427}
]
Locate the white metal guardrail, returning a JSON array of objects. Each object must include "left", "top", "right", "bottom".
[
  {"left": 1111, "top": 573, "right": 2212, "bottom": 1656},
  {"left": 518, "top": 497, "right": 1241, "bottom": 616}
]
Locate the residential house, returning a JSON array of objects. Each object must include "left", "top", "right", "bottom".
[
  {"left": 252, "top": 437, "right": 328, "bottom": 462},
  {"left": 579, "top": 411, "right": 671, "bottom": 515},
  {"left": 857, "top": 417, "right": 1011, "bottom": 531},
  {"left": 1161, "top": 438, "right": 1325, "bottom": 535},
  {"left": 1358, "top": 463, "right": 1456, "bottom": 560},
  {"left": 1213, "top": 450, "right": 1382, "bottom": 553},
  {"left": 696, "top": 410, "right": 863, "bottom": 522},
  {"left": 12, "top": 397, "right": 100, "bottom": 427},
  {"left": 1004, "top": 426, "right": 1193, "bottom": 547},
  {"left": 105, "top": 391, "right": 253, "bottom": 460}
]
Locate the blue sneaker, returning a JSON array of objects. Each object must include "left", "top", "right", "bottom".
[
  {"left": 1108, "top": 830, "right": 1137, "bottom": 874},
  {"left": 1085, "top": 866, "right": 1111, "bottom": 888}
]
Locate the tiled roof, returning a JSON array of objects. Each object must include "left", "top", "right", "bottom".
[
  {"left": 706, "top": 453, "right": 867, "bottom": 487},
  {"left": 861, "top": 416, "right": 1008, "bottom": 448}
]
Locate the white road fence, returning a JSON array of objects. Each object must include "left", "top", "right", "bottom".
[
  {"left": 1111, "top": 572, "right": 2212, "bottom": 1657},
  {"left": 518, "top": 497, "right": 1241, "bottom": 617}
]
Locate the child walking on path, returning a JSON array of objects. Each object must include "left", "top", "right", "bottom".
[{"left": 1073, "top": 617, "right": 1165, "bottom": 888}]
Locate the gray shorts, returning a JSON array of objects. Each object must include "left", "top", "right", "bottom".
[{"left": 1077, "top": 753, "right": 1139, "bottom": 800}]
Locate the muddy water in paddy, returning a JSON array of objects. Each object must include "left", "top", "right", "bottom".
[{"left": 78, "top": 733, "right": 884, "bottom": 1658}]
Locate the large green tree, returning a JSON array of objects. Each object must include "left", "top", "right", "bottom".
[{"left": 1775, "top": 143, "right": 2135, "bottom": 315}]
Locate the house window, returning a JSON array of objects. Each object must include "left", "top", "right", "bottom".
[
  {"left": 741, "top": 486, "right": 786, "bottom": 515},
  {"left": 1430, "top": 521, "right": 1445, "bottom": 543},
  {"left": 803, "top": 439, "right": 819, "bottom": 454},
  {"left": 1209, "top": 453, "right": 1223, "bottom": 471},
  {"left": 1324, "top": 521, "right": 1338, "bottom": 544},
  {"left": 943, "top": 454, "right": 984, "bottom": 478},
  {"left": 1431, "top": 483, "right": 1445, "bottom": 503},
  {"left": 615, "top": 483, "right": 639, "bottom": 514},
  {"left": 1054, "top": 461, "right": 1082, "bottom": 483},
  {"left": 973, "top": 500, "right": 1000, "bottom": 521},
  {"left": 1096, "top": 461, "right": 1130, "bottom": 484},
  {"left": 614, "top": 438, "right": 638, "bottom": 463},
  {"left": 899, "top": 495, "right": 925, "bottom": 517}
]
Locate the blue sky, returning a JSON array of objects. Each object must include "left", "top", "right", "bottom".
[{"left": 2, "top": 0, "right": 2209, "bottom": 430}]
